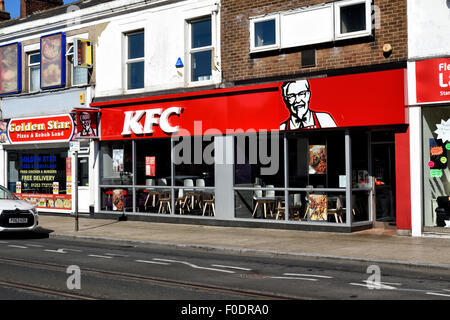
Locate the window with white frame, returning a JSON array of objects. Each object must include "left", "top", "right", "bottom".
[
  {"left": 28, "top": 51, "right": 40, "bottom": 92},
  {"left": 125, "top": 30, "right": 145, "bottom": 90},
  {"left": 190, "top": 17, "right": 212, "bottom": 82},
  {"left": 250, "top": 15, "right": 280, "bottom": 52},
  {"left": 249, "top": 0, "right": 372, "bottom": 53},
  {"left": 334, "top": 0, "right": 372, "bottom": 40}
]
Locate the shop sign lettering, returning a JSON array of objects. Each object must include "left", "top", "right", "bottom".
[
  {"left": 121, "top": 107, "right": 182, "bottom": 136},
  {"left": 416, "top": 58, "right": 450, "bottom": 103},
  {"left": 8, "top": 114, "right": 74, "bottom": 144}
]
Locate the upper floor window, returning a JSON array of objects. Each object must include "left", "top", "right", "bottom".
[
  {"left": 249, "top": 0, "right": 372, "bottom": 53},
  {"left": 250, "top": 15, "right": 280, "bottom": 52},
  {"left": 28, "top": 51, "right": 40, "bottom": 92},
  {"left": 335, "top": 0, "right": 372, "bottom": 40},
  {"left": 126, "top": 30, "right": 144, "bottom": 90},
  {"left": 190, "top": 17, "right": 212, "bottom": 82}
]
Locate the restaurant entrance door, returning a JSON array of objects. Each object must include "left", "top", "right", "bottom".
[{"left": 371, "top": 132, "right": 396, "bottom": 224}]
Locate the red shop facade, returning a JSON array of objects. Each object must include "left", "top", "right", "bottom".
[{"left": 91, "top": 68, "right": 410, "bottom": 232}]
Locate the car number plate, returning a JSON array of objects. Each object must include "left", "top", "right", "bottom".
[{"left": 9, "top": 218, "right": 28, "bottom": 224}]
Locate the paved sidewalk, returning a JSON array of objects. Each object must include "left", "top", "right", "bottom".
[{"left": 37, "top": 214, "right": 450, "bottom": 269}]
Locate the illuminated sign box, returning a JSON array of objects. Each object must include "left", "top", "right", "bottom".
[{"left": 73, "top": 38, "right": 92, "bottom": 68}]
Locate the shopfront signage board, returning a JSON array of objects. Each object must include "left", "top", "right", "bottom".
[
  {"left": 95, "top": 69, "right": 407, "bottom": 141},
  {"left": 416, "top": 57, "right": 450, "bottom": 104},
  {"left": 8, "top": 114, "right": 74, "bottom": 144}
]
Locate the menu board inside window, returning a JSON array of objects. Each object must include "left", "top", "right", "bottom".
[
  {"left": 40, "top": 33, "right": 66, "bottom": 89},
  {"left": 0, "top": 43, "right": 21, "bottom": 95}
]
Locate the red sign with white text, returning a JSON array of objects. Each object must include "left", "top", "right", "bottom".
[
  {"left": 8, "top": 114, "right": 74, "bottom": 144},
  {"left": 145, "top": 156, "right": 155, "bottom": 176},
  {"left": 416, "top": 58, "right": 450, "bottom": 104},
  {"left": 94, "top": 69, "right": 406, "bottom": 141}
]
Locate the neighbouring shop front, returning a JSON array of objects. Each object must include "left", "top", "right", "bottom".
[
  {"left": 0, "top": 87, "right": 95, "bottom": 213},
  {"left": 1, "top": 114, "right": 74, "bottom": 211},
  {"left": 92, "top": 68, "right": 409, "bottom": 231},
  {"left": 411, "top": 57, "right": 450, "bottom": 232}
]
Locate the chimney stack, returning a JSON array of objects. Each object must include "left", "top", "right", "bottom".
[
  {"left": 20, "top": 0, "right": 64, "bottom": 18},
  {"left": 0, "top": 0, "right": 11, "bottom": 22}
]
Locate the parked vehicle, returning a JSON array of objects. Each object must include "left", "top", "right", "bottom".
[{"left": 0, "top": 186, "right": 38, "bottom": 232}]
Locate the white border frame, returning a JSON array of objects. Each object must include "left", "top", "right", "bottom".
[
  {"left": 334, "top": 0, "right": 372, "bottom": 41},
  {"left": 124, "top": 29, "right": 145, "bottom": 92},
  {"left": 249, "top": 14, "right": 280, "bottom": 53},
  {"left": 28, "top": 51, "right": 41, "bottom": 93},
  {"left": 187, "top": 15, "right": 214, "bottom": 83}
]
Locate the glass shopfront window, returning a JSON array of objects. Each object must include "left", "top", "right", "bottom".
[
  {"left": 7, "top": 148, "right": 72, "bottom": 210},
  {"left": 99, "top": 137, "right": 216, "bottom": 216},
  {"left": 100, "top": 141, "right": 133, "bottom": 185},
  {"left": 234, "top": 132, "right": 284, "bottom": 219},
  {"left": 422, "top": 106, "right": 450, "bottom": 228}
]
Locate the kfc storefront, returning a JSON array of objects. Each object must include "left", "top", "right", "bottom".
[
  {"left": 409, "top": 57, "right": 450, "bottom": 235},
  {"left": 93, "top": 68, "right": 409, "bottom": 232}
]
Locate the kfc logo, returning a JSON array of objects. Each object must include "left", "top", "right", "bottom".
[
  {"left": 121, "top": 107, "right": 182, "bottom": 135},
  {"left": 280, "top": 80, "right": 337, "bottom": 130}
]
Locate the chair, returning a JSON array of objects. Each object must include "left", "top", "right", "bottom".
[
  {"left": 158, "top": 191, "right": 172, "bottom": 214},
  {"left": 328, "top": 195, "right": 355, "bottom": 223},
  {"left": 144, "top": 179, "right": 157, "bottom": 208},
  {"left": 184, "top": 179, "right": 200, "bottom": 210},
  {"left": 175, "top": 189, "right": 189, "bottom": 214},
  {"left": 290, "top": 193, "right": 302, "bottom": 220},
  {"left": 252, "top": 185, "right": 263, "bottom": 218},
  {"left": 196, "top": 179, "right": 205, "bottom": 188},
  {"left": 264, "top": 185, "right": 276, "bottom": 218},
  {"left": 202, "top": 192, "right": 215, "bottom": 216}
]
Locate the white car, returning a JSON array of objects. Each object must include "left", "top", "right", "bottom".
[{"left": 0, "top": 186, "right": 39, "bottom": 232}]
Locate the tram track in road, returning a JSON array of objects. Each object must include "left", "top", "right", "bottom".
[
  {"left": 0, "top": 279, "right": 98, "bottom": 300},
  {"left": 0, "top": 256, "right": 304, "bottom": 300}
]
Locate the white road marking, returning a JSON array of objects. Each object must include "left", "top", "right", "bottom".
[
  {"left": 0, "top": 241, "right": 9, "bottom": 244},
  {"left": 63, "top": 248, "right": 82, "bottom": 252},
  {"left": 211, "top": 264, "right": 252, "bottom": 271},
  {"left": 44, "top": 249, "right": 67, "bottom": 254},
  {"left": 136, "top": 260, "right": 170, "bottom": 265},
  {"left": 153, "top": 258, "right": 235, "bottom": 274},
  {"left": 105, "top": 253, "right": 129, "bottom": 257},
  {"left": 362, "top": 280, "right": 401, "bottom": 286},
  {"left": 25, "top": 244, "right": 43, "bottom": 248},
  {"left": 88, "top": 254, "right": 113, "bottom": 259},
  {"left": 284, "top": 273, "right": 333, "bottom": 279},
  {"left": 443, "top": 289, "right": 450, "bottom": 292},
  {"left": 270, "top": 276, "right": 318, "bottom": 281},
  {"left": 8, "top": 245, "right": 27, "bottom": 249},
  {"left": 426, "top": 292, "right": 450, "bottom": 298},
  {"left": 349, "top": 282, "right": 397, "bottom": 290}
]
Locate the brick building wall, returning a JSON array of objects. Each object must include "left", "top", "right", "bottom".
[{"left": 221, "top": 0, "right": 407, "bottom": 84}]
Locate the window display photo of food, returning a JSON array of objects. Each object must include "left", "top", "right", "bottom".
[
  {"left": 0, "top": 43, "right": 20, "bottom": 94},
  {"left": 40, "top": 33, "right": 65, "bottom": 89}
]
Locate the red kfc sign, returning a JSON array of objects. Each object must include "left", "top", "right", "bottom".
[
  {"left": 416, "top": 58, "right": 450, "bottom": 104},
  {"left": 94, "top": 69, "right": 406, "bottom": 140},
  {"left": 8, "top": 114, "right": 74, "bottom": 144}
]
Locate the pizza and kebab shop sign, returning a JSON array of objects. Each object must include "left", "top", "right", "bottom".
[
  {"left": 8, "top": 114, "right": 74, "bottom": 144},
  {"left": 416, "top": 58, "right": 450, "bottom": 104}
]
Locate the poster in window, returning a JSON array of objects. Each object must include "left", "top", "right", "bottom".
[
  {"left": 113, "top": 149, "right": 124, "bottom": 173},
  {"left": 145, "top": 156, "right": 155, "bottom": 176},
  {"left": 0, "top": 42, "right": 21, "bottom": 95},
  {"left": 309, "top": 145, "right": 327, "bottom": 174},
  {"left": 308, "top": 194, "right": 327, "bottom": 221},
  {"left": 40, "top": 32, "right": 66, "bottom": 89}
]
